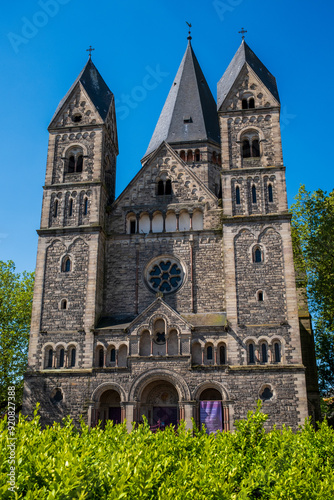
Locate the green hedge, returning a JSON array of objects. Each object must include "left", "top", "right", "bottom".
[{"left": 1, "top": 404, "right": 334, "bottom": 499}]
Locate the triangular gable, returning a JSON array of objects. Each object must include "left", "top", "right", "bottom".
[
  {"left": 217, "top": 41, "right": 280, "bottom": 111},
  {"left": 219, "top": 64, "right": 280, "bottom": 113},
  {"left": 127, "top": 297, "right": 193, "bottom": 332},
  {"left": 49, "top": 58, "right": 114, "bottom": 129},
  {"left": 113, "top": 141, "right": 217, "bottom": 209}
]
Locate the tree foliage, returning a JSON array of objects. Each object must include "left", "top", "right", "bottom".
[
  {"left": 290, "top": 186, "right": 334, "bottom": 393},
  {"left": 1, "top": 405, "right": 334, "bottom": 499},
  {"left": 0, "top": 261, "right": 34, "bottom": 410}
]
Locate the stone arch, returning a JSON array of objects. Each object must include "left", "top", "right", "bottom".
[
  {"left": 91, "top": 382, "right": 126, "bottom": 403},
  {"left": 129, "top": 369, "right": 191, "bottom": 402},
  {"left": 67, "top": 236, "right": 89, "bottom": 252},
  {"left": 193, "top": 381, "right": 230, "bottom": 401}
]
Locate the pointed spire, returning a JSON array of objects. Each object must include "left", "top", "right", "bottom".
[
  {"left": 217, "top": 40, "right": 280, "bottom": 110},
  {"left": 145, "top": 41, "right": 220, "bottom": 157},
  {"left": 50, "top": 57, "right": 114, "bottom": 126}
]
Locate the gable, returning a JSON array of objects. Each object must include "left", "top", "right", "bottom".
[
  {"left": 219, "top": 64, "right": 280, "bottom": 113},
  {"left": 128, "top": 297, "right": 192, "bottom": 335},
  {"left": 49, "top": 82, "right": 104, "bottom": 130},
  {"left": 113, "top": 142, "right": 217, "bottom": 210}
]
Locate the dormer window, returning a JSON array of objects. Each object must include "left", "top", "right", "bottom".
[{"left": 183, "top": 116, "right": 192, "bottom": 123}]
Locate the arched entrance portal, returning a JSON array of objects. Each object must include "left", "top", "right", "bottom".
[
  {"left": 198, "top": 387, "right": 229, "bottom": 433},
  {"left": 140, "top": 381, "right": 179, "bottom": 429},
  {"left": 98, "top": 389, "right": 121, "bottom": 428}
]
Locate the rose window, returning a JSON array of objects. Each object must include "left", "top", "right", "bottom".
[{"left": 147, "top": 258, "right": 183, "bottom": 293}]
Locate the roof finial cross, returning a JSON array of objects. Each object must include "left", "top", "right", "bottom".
[
  {"left": 186, "top": 22, "right": 192, "bottom": 41},
  {"left": 238, "top": 27, "right": 247, "bottom": 40},
  {"left": 86, "top": 45, "right": 95, "bottom": 58}
]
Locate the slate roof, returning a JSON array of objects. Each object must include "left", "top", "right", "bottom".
[
  {"left": 145, "top": 40, "right": 220, "bottom": 157},
  {"left": 217, "top": 40, "right": 280, "bottom": 110},
  {"left": 50, "top": 57, "right": 114, "bottom": 126}
]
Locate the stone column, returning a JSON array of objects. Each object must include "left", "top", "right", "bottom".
[
  {"left": 183, "top": 402, "right": 195, "bottom": 430},
  {"left": 124, "top": 402, "right": 136, "bottom": 432}
]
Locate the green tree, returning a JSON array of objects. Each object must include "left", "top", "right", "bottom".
[
  {"left": 0, "top": 261, "right": 34, "bottom": 410},
  {"left": 290, "top": 186, "right": 334, "bottom": 393}
]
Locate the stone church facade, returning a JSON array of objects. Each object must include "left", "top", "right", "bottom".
[{"left": 23, "top": 37, "right": 320, "bottom": 430}]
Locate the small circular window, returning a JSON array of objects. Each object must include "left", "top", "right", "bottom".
[{"left": 146, "top": 257, "right": 183, "bottom": 293}]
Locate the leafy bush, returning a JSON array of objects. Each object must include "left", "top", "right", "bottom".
[{"left": 1, "top": 404, "right": 334, "bottom": 499}]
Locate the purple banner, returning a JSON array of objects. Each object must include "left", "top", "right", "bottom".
[{"left": 200, "top": 401, "right": 223, "bottom": 434}]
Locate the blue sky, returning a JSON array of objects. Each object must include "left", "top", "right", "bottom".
[{"left": 1, "top": 0, "right": 333, "bottom": 273}]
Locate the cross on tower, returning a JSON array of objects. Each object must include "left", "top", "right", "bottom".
[
  {"left": 86, "top": 45, "right": 95, "bottom": 58},
  {"left": 238, "top": 27, "right": 247, "bottom": 40}
]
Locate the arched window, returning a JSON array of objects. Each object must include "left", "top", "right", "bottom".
[
  {"left": 248, "top": 98, "right": 255, "bottom": 109},
  {"left": 212, "top": 151, "right": 217, "bottom": 163},
  {"left": 261, "top": 343, "right": 268, "bottom": 363},
  {"left": 83, "top": 197, "right": 88, "bottom": 215},
  {"left": 180, "top": 150, "right": 186, "bottom": 161},
  {"left": 268, "top": 184, "right": 273, "bottom": 203},
  {"left": 195, "top": 149, "right": 200, "bottom": 161},
  {"left": 252, "top": 140, "right": 260, "bottom": 157},
  {"left": 53, "top": 199, "right": 58, "bottom": 217},
  {"left": 69, "top": 199, "right": 73, "bottom": 217},
  {"left": 110, "top": 348, "right": 116, "bottom": 363},
  {"left": 70, "top": 348, "right": 76, "bottom": 367},
  {"left": 130, "top": 219, "right": 136, "bottom": 234},
  {"left": 241, "top": 132, "right": 260, "bottom": 159},
  {"left": 242, "top": 98, "right": 248, "bottom": 109},
  {"left": 242, "top": 140, "right": 251, "bottom": 158},
  {"left": 62, "top": 256, "right": 71, "bottom": 273},
  {"left": 254, "top": 247, "right": 262, "bottom": 263},
  {"left": 165, "top": 179, "right": 172, "bottom": 195},
  {"left": 98, "top": 347, "right": 104, "bottom": 368},
  {"left": 47, "top": 348, "right": 53, "bottom": 368},
  {"left": 257, "top": 290, "right": 264, "bottom": 302},
  {"left": 248, "top": 343, "right": 255, "bottom": 364},
  {"left": 252, "top": 185, "right": 257, "bottom": 204},
  {"left": 59, "top": 348, "right": 64, "bottom": 368},
  {"left": 61, "top": 299, "right": 67, "bottom": 310},
  {"left": 274, "top": 342, "right": 281, "bottom": 363},
  {"left": 207, "top": 345, "right": 213, "bottom": 360},
  {"left": 157, "top": 180, "right": 164, "bottom": 195},
  {"left": 220, "top": 345, "right": 226, "bottom": 365},
  {"left": 187, "top": 150, "right": 193, "bottom": 162},
  {"left": 66, "top": 147, "right": 84, "bottom": 173},
  {"left": 236, "top": 186, "right": 241, "bottom": 205}
]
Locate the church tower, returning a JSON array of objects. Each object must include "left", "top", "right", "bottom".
[
  {"left": 26, "top": 55, "right": 118, "bottom": 383},
  {"left": 218, "top": 40, "right": 318, "bottom": 420}
]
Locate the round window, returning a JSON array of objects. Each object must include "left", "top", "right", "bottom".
[{"left": 146, "top": 257, "right": 183, "bottom": 293}]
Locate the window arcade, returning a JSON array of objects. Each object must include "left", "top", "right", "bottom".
[
  {"left": 66, "top": 147, "right": 83, "bottom": 173},
  {"left": 157, "top": 179, "right": 172, "bottom": 196},
  {"left": 242, "top": 96, "right": 255, "bottom": 109}
]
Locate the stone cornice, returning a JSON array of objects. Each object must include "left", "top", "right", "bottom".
[
  {"left": 222, "top": 213, "right": 292, "bottom": 224},
  {"left": 37, "top": 225, "right": 105, "bottom": 237}
]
